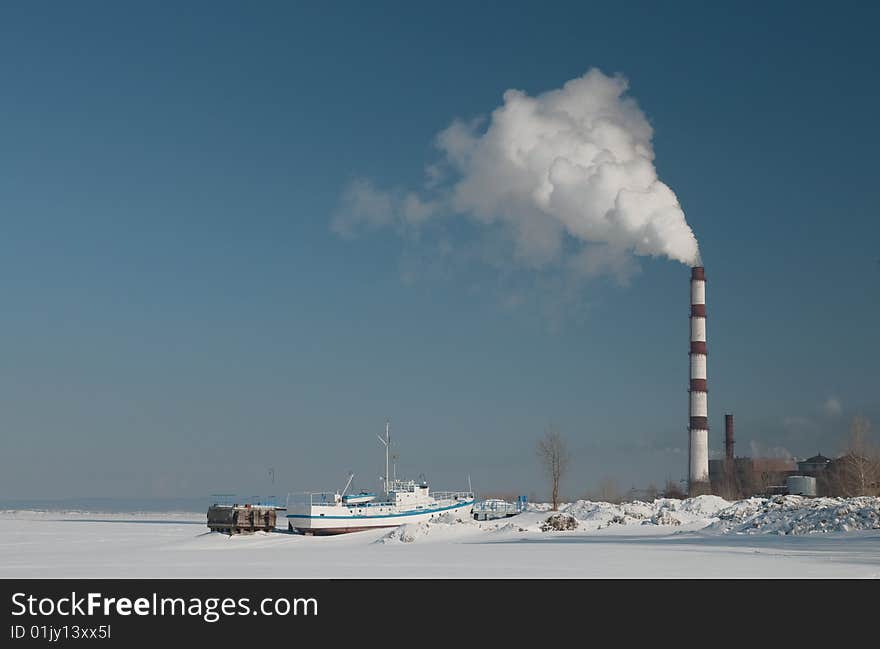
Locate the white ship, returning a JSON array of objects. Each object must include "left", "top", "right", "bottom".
[{"left": 286, "top": 422, "right": 475, "bottom": 535}]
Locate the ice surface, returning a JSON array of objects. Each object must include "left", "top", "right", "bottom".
[{"left": 1, "top": 497, "right": 878, "bottom": 578}]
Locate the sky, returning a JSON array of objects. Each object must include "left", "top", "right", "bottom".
[{"left": 1, "top": 1, "right": 878, "bottom": 503}]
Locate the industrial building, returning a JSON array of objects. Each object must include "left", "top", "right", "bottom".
[
  {"left": 685, "top": 267, "right": 838, "bottom": 500},
  {"left": 797, "top": 454, "right": 833, "bottom": 474},
  {"left": 706, "top": 413, "right": 837, "bottom": 498}
]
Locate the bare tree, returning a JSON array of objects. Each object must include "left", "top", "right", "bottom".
[
  {"left": 714, "top": 459, "right": 744, "bottom": 500},
  {"left": 662, "top": 479, "right": 687, "bottom": 500},
  {"left": 536, "top": 428, "right": 569, "bottom": 510},
  {"left": 828, "top": 416, "right": 880, "bottom": 497}
]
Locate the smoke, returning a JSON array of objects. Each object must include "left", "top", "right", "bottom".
[
  {"left": 335, "top": 68, "right": 700, "bottom": 278},
  {"left": 822, "top": 396, "right": 843, "bottom": 417},
  {"left": 749, "top": 440, "right": 794, "bottom": 461}
]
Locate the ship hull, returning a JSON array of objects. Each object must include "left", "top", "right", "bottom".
[
  {"left": 294, "top": 524, "right": 399, "bottom": 536},
  {"left": 288, "top": 500, "right": 474, "bottom": 535}
]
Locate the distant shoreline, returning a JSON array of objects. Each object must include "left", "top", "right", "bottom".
[{"left": 0, "top": 497, "right": 215, "bottom": 514}]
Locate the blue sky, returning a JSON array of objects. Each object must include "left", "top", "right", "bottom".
[{"left": 1, "top": 2, "right": 878, "bottom": 501}]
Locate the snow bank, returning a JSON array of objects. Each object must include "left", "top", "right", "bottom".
[
  {"left": 560, "top": 495, "right": 730, "bottom": 530},
  {"left": 378, "top": 496, "right": 731, "bottom": 542},
  {"left": 377, "top": 495, "right": 880, "bottom": 543},
  {"left": 708, "top": 496, "right": 880, "bottom": 535},
  {"left": 559, "top": 495, "right": 880, "bottom": 536},
  {"left": 380, "top": 523, "right": 430, "bottom": 543},
  {"left": 377, "top": 511, "right": 483, "bottom": 543}
]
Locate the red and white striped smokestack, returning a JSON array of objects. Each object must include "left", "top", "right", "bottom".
[{"left": 688, "top": 266, "right": 709, "bottom": 494}]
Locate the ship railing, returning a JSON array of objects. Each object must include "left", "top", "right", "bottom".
[
  {"left": 387, "top": 479, "right": 420, "bottom": 493},
  {"left": 212, "top": 494, "right": 283, "bottom": 509},
  {"left": 286, "top": 492, "right": 339, "bottom": 510},
  {"left": 286, "top": 490, "right": 474, "bottom": 510},
  {"left": 431, "top": 491, "right": 475, "bottom": 504},
  {"left": 473, "top": 500, "right": 519, "bottom": 515}
]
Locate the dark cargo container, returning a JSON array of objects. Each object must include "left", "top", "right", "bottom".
[{"left": 207, "top": 504, "right": 276, "bottom": 534}]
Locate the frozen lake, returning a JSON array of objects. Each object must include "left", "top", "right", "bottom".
[{"left": 1, "top": 509, "right": 878, "bottom": 578}]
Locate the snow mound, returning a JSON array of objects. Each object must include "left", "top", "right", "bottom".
[
  {"left": 559, "top": 495, "right": 731, "bottom": 530},
  {"left": 376, "top": 511, "right": 484, "bottom": 544},
  {"left": 380, "top": 522, "right": 431, "bottom": 543},
  {"left": 708, "top": 496, "right": 880, "bottom": 535},
  {"left": 677, "top": 495, "right": 731, "bottom": 516},
  {"left": 375, "top": 496, "right": 880, "bottom": 542},
  {"left": 539, "top": 513, "right": 578, "bottom": 531}
]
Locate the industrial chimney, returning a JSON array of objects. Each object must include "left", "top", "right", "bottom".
[
  {"left": 724, "top": 413, "right": 734, "bottom": 463},
  {"left": 688, "top": 266, "right": 710, "bottom": 495}
]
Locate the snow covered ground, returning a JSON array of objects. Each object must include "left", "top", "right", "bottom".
[{"left": 1, "top": 496, "right": 878, "bottom": 578}]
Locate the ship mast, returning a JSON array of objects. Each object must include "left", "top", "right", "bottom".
[
  {"left": 341, "top": 471, "right": 354, "bottom": 497},
  {"left": 377, "top": 420, "right": 391, "bottom": 495},
  {"left": 386, "top": 421, "right": 390, "bottom": 494}
]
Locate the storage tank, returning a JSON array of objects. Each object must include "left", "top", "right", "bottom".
[{"left": 786, "top": 475, "right": 817, "bottom": 497}]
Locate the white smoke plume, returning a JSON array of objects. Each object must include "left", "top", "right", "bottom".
[
  {"left": 335, "top": 68, "right": 700, "bottom": 275},
  {"left": 821, "top": 396, "right": 842, "bottom": 416}
]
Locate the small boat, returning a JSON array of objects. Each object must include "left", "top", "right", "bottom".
[
  {"left": 341, "top": 492, "right": 376, "bottom": 505},
  {"left": 286, "top": 422, "right": 475, "bottom": 536}
]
